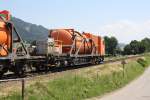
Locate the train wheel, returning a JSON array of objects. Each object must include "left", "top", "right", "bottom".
[
  {"left": 35, "top": 65, "right": 47, "bottom": 72},
  {"left": 0, "top": 67, "right": 4, "bottom": 77},
  {"left": 0, "top": 66, "right": 8, "bottom": 78},
  {"left": 91, "top": 58, "right": 97, "bottom": 65},
  {"left": 44, "top": 65, "right": 49, "bottom": 73},
  {"left": 14, "top": 69, "right": 24, "bottom": 76},
  {"left": 55, "top": 61, "right": 61, "bottom": 67},
  {"left": 0, "top": 71, "right": 4, "bottom": 78},
  {"left": 95, "top": 60, "right": 99, "bottom": 64},
  {"left": 13, "top": 65, "right": 24, "bottom": 76},
  {"left": 22, "top": 64, "right": 32, "bottom": 73},
  {"left": 35, "top": 66, "right": 42, "bottom": 72}
]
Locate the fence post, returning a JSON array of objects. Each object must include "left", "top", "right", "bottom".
[
  {"left": 121, "top": 60, "right": 127, "bottom": 77},
  {"left": 22, "top": 79, "right": 25, "bottom": 100}
]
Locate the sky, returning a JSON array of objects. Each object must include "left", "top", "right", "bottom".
[{"left": 0, "top": 0, "right": 150, "bottom": 43}]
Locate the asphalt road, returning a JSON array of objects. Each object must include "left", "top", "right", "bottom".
[{"left": 96, "top": 66, "right": 150, "bottom": 100}]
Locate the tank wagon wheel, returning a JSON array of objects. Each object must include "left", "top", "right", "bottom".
[
  {"left": 44, "top": 66, "right": 49, "bottom": 73},
  {"left": 55, "top": 60, "right": 66, "bottom": 68},
  {"left": 13, "top": 66, "right": 24, "bottom": 76},
  {"left": 42, "top": 64, "right": 49, "bottom": 73},
  {"left": 0, "top": 72, "right": 3, "bottom": 78},
  {"left": 0, "top": 67, "right": 4, "bottom": 77},
  {"left": 22, "top": 64, "right": 32, "bottom": 74},
  {"left": 35, "top": 64, "right": 48, "bottom": 72},
  {"left": 98, "top": 57, "right": 104, "bottom": 64},
  {"left": 91, "top": 58, "right": 97, "bottom": 65},
  {"left": 101, "top": 56, "right": 104, "bottom": 62},
  {"left": 67, "top": 62, "right": 72, "bottom": 67},
  {"left": 12, "top": 63, "right": 28, "bottom": 77},
  {"left": 0, "top": 69, "right": 4, "bottom": 78},
  {"left": 35, "top": 65, "right": 43, "bottom": 72},
  {"left": 55, "top": 60, "right": 61, "bottom": 67},
  {"left": 66, "top": 59, "right": 74, "bottom": 67},
  {"left": 0, "top": 66, "right": 8, "bottom": 78}
]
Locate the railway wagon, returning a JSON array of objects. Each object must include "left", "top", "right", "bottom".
[
  {"left": 46, "top": 29, "right": 105, "bottom": 67},
  {"left": 0, "top": 10, "right": 30, "bottom": 76},
  {"left": 0, "top": 10, "right": 105, "bottom": 77},
  {"left": 35, "top": 29, "right": 105, "bottom": 67}
]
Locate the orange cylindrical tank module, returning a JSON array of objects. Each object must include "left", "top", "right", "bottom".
[
  {"left": 50, "top": 29, "right": 105, "bottom": 55},
  {"left": 83, "top": 33, "right": 105, "bottom": 56},
  {"left": 0, "top": 10, "right": 12, "bottom": 56},
  {"left": 50, "top": 29, "right": 92, "bottom": 54},
  {"left": 50, "top": 29, "right": 73, "bottom": 53}
]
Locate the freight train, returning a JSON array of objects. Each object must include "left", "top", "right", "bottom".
[{"left": 0, "top": 10, "right": 105, "bottom": 77}]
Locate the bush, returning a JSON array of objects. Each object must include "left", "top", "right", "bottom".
[{"left": 137, "top": 58, "right": 148, "bottom": 67}]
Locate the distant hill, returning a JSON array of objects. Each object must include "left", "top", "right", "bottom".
[{"left": 11, "top": 17, "right": 49, "bottom": 42}]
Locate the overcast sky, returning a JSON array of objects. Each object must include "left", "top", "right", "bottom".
[{"left": 1, "top": 0, "right": 150, "bottom": 43}]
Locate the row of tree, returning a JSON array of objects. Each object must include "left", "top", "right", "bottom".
[
  {"left": 124, "top": 38, "right": 150, "bottom": 55},
  {"left": 104, "top": 36, "right": 150, "bottom": 56}
]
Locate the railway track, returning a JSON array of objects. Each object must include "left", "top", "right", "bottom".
[{"left": 0, "top": 55, "right": 143, "bottom": 81}]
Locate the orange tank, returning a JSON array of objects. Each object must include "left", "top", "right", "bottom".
[
  {"left": 0, "top": 10, "right": 11, "bottom": 56},
  {"left": 50, "top": 29, "right": 105, "bottom": 55},
  {"left": 83, "top": 33, "right": 105, "bottom": 55}
]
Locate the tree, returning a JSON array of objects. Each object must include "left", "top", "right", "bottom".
[
  {"left": 123, "top": 40, "right": 146, "bottom": 55},
  {"left": 130, "top": 40, "right": 140, "bottom": 54},
  {"left": 124, "top": 44, "right": 132, "bottom": 55},
  {"left": 110, "top": 37, "right": 118, "bottom": 55},
  {"left": 104, "top": 36, "right": 118, "bottom": 56},
  {"left": 141, "top": 38, "right": 150, "bottom": 52},
  {"left": 138, "top": 42, "right": 145, "bottom": 54},
  {"left": 104, "top": 36, "right": 110, "bottom": 54}
]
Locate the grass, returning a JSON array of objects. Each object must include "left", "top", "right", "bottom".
[
  {"left": 104, "top": 55, "right": 128, "bottom": 61},
  {"left": 1, "top": 55, "right": 150, "bottom": 100}
]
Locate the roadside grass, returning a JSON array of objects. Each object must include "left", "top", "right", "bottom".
[
  {"left": 145, "top": 54, "right": 150, "bottom": 65},
  {"left": 1, "top": 55, "right": 150, "bottom": 100}
]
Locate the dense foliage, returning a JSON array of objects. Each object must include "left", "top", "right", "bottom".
[
  {"left": 123, "top": 38, "right": 150, "bottom": 55},
  {"left": 104, "top": 36, "right": 150, "bottom": 56},
  {"left": 104, "top": 36, "right": 118, "bottom": 56}
]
